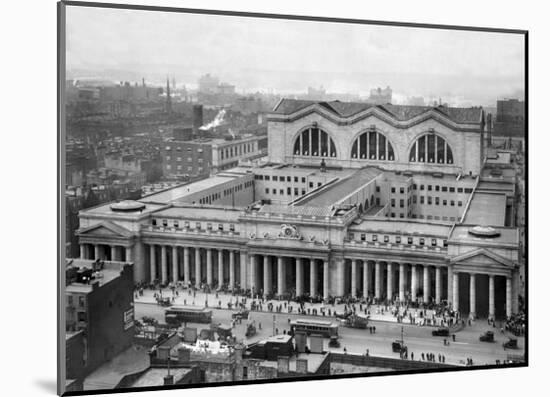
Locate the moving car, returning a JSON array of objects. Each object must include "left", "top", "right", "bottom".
[
  {"left": 479, "top": 331, "right": 495, "bottom": 342},
  {"left": 431, "top": 327, "right": 450, "bottom": 337}
]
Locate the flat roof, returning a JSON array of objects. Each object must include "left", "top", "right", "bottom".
[
  {"left": 130, "top": 368, "right": 192, "bottom": 388},
  {"left": 463, "top": 192, "right": 506, "bottom": 226},
  {"left": 153, "top": 206, "right": 242, "bottom": 222},
  {"left": 83, "top": 201, "right": 165, "bottom": 217},
  {"left": 291, "top": 318, "right": 336, "bottom": 326},
  {"left": 477, "top": 181, "right": 515, "bottom": 193},
  {"left": 255, "top": 353, "right": 328, "bottom": 374},
  {"left": 298, "top": 168, "right": 382, "bottom": 206},
  {"left": 350, "top": 218, "right": 452, "bottom": 237},
  {"left": 66, "top": 259, "right": 127, "bottom": 292},
  {"left": 450, "top": 225, "right": 518, "bottom": 245},
  {"left": 258, "top": 204, "right": 334, "bottom": 218},
  {"left": 265, "top": 334, "right": 292, "bottom": 343},
  {"left": 140, "top": 175, "right": 240, "bottom": 204}
]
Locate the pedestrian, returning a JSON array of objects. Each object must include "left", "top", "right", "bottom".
[
  {"left": 411, "top": 352, "right": 414, "bottom": 360},
  {"left": 452, "top": 334, "right": 456, "bottom": 342}
]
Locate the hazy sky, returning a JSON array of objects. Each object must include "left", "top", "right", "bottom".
[{"left": 66, "top": 6, "right": 525, "bottom": 106}]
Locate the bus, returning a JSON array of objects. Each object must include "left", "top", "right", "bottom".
[
  {"left": 289, "top": 319, "right": 339, "bottom": 338},
  {"left": 164, "top": 306, "right": 213, "bottom": 324}
]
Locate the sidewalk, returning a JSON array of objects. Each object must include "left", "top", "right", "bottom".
[{"left": 134, "top": 287, "right": 452, "bottom": 327}]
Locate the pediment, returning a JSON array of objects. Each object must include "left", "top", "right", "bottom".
[
  {"left": 78, "top": 221, "right": 132, "bottom": 238},
  {"left": 451, "top": 248, "right": 514, "bottom": 268}
]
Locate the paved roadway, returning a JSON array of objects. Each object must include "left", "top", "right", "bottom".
[{"left": 135, "top": 301, "right": 524, "bottom": 367}]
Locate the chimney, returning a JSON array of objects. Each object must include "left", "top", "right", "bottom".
[
  {"left": 163, "top": 375, "right": 174, "bottom": 385},
  {"left": 277, "top": 357, "right": 289, "bottom": 374},
  {"left": 296, "top": 358, "right": 308, "bottom": 374},
  {"left": 294, "top": 332, "right": 307, "bottom": 353},
  {"left": 178, "top": 347, "right": 191, "bottom": 363}
]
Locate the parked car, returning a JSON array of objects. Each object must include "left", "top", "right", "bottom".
[
  {"left": 329, "top": 336, "right": 341, "bottom": 348},
  {"left": 503, "top": 338, "right": 518, "bottom": 349}
]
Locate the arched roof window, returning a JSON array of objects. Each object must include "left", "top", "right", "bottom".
[
  {"left": 351, "top": 129, "right": 395, "bottom": 161},
  {"left": 293, "top": 127, "right": 337, "bottom": 158},
  {"left": 409, "top": 133, "right": 454, "bottom": 164}
]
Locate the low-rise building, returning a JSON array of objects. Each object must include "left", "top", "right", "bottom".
[{"left": 65, "top": 259, "right": 135, "bottom": 381}]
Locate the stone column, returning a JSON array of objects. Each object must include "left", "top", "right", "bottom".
[
  {"left": 452, "top": 272, "right": 459, "bottom": 312},
  {"left": 229, "top": 251, "right": 235, "bottom": 290},
  {"left": 512, "top": 271, "right": 520, "bottom": 314},
  {"left": 172, "top": 246, "right": 179, "bottom": 283},
  {"left": 399, "top": 263, "right": 405, "bottom": 302},
  {"left": 149, "top": 245, "right": 156, "bottom": 282},
  {"left": 277, "top": 256, "right": 285, "bottom": 295},
  {"left": 249, "top": 255, "right": 257, "bottom": 295},
  {"left": 125, "top": 246, "right": 132, "bottom": 263},
  {"left": 411, "top": 264, "right": 417, "bottom": 301},
  {"left": 296, "top": 258, "right": 303, "bottom": 297},
  {"left": 323, "top": 260, "right": 329, "bottom": 300},
  {"left": 263, "top": 255, "right": 271, "bottom": 295},
  {"left": 375, "top": 261, "right": 381, "bottom": 299},
  {"left": 506, "top": 276, "right": 512, "bottom": 317},
  {"left": 447, "top": 266, "right": 453, "bottom": 303},
  {"left": 161, "top": 245, "right": 168, "bottom": 284},
  {"left": 337, "top": 260, "right": 345, "bottom": 297},
  {"left": 206, "top": 248, "right": 213, "bottom": 287},
  {"left": 183, "top": 247, "right": 190, "bottom": 285},
  {"left": 469, "top": 273, "right": 476, "bottom": 316},
  {"left": 195, "top": 248, "right": 201, "bottom": 287},
  {"left": 310, "top": 259, "right": 318, "bottom": 296},
  {"left": 423, "top": 266, "right": 430, "bottom": 303},
  {"left": 351, "top": 259, "right": 357, "bottom": 298},
  {"left": 110, "top": 245, "right": 117, "bottom": 261},
  {"left": 218, "top": 250, "right": 224, "bottom": 285},
  {"left": 387, "top": 263, "right": 393, "bottom": 301},
  {"left": 94, "top": 245, "right": 100, "bottom": 260},
  {"left": 435, "top": 267, "right": 441, "bottom": 304},
  {"left": 80, "top": 244, "right": 86, "bottom": 259},
  {"left": 489, "top": 275, "right": 495, "bottom": 319},
  {"left": 363, "top": 261, "right": 369, "bottom": 298},
  {"left": 240, "top": 251, "right": 248, "bottom": 289}
]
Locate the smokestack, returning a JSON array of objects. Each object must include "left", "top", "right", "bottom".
[
  {"left": 165, "top": 77, "right": 172, "bottom": 114},
  {"left": 193, "top": 104, "right": 204, "bottom": 135}
]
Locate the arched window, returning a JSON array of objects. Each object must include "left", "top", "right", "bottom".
[
  {"left": 293, "top": 127, "right": 337, "bottom": 158},
  {"left": 350, "top": 129, "right": 395, "bottom": 161},
  {"left": 409, "top": 133, "right": 454, "bottom": 164}
]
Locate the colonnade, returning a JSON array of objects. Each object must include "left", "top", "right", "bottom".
[
  {"left": 247, "top": 255, "right": 330, "bottom": 299},
  {"left": 147, "top": 244, "right": 244, "bottom": 290},
  {"left": 79, "top": 243, "right": 132, "bottom": 263},
  {"left": 79, "top": 242, "right": 518, "bottom": 317}
]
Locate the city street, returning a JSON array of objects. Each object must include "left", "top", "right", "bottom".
[{"left": 134, "top": 289, "right": 524, "bottom": 367}]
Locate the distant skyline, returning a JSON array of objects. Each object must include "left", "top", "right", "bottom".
[{"left": 66, "top": 6, "right": 525, "bottom": 107}]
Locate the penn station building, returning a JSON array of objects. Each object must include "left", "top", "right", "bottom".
[{"left": 76, "top": 99, "right": 521, "bottom": 319}]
